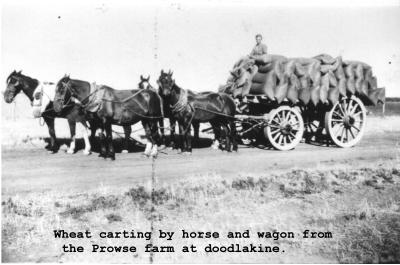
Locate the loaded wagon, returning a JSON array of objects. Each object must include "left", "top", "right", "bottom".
[{"left": 220, "top": 54, "right": 385, "bottom": 150}]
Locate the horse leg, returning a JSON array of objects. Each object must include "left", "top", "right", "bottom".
[
  {"left": 149, "top": 121, "right": 159, "bottom": 158},
  {"left": 142, "top": 120, "right": 153, "bottom": 157},
  {"left": 169, "top": 118, "right": 182, "bottom": 149},
  {"left": 89, "top": 120, "right": 97, "bottom": 143},
  {"left": 67, "top": 120, "right": 76, "bottom": 154},
  {"left": 221, "top": 123, "right": 231, "bottom": 152},
  {"left": 178, "top": 122, "right": 186, "bottom": 153},
  {"left": 229, "top": 119, "right": 238, "bottom": 152},
  {"left": 192, "top": 121, "right": 200, "bottom": 143},
  {"left": 169, "top": 118, "right": 177, "bottom": 149},
  {"left": 210, "top": 121, "right": 221, "bottom": 150},
  {"left": 185, "top": 120, "right": 192, "bottom": 154},
  {"left": 159, "top": 118, "right": 166, "bottom": 148},
  {"left": 122, "top": 125, "right": 131, "bottom": 153},
  {"left": 105, "top": 122, "right": 115, "bottom": 160},
  {"left": 98, "top": 120, "right": 107, "bottom": 158},
  {"left": 79, "top": 122, "right": 92, "bottom": 155},
  {"left": 44, "top": 117, "right": 59, "bottom": 153}
]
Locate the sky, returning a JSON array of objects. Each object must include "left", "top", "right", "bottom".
[{"left": 2, "top": 0, "right": 400, "bottom": 105}]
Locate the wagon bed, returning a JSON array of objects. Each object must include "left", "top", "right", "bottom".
[{"left": 222, "top": 54, "right": 385, "bottom": 150}]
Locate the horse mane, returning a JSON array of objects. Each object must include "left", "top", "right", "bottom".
[{"left": 6, "top": 71, "right": 16, "bottom": 84}]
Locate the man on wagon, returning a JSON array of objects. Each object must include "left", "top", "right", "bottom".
[
  {"left": 231, "top": 34, "right": 268, "bottom": 76},
  {"left": 249, "top": 33, "right": 268, "bottom": 62}
]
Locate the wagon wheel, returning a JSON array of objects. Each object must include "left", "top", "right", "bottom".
[
  {"left": 264, "top": 106, "right": 305, "bottom": 151},
  {"left": 324, "top": 96, "right": 366, "bottom": 148}
]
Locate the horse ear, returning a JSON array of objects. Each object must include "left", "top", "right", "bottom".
[
  {"left": 168, "top": 69, "right": 172, "bottom": 75},
  {"left": 147, "top": 75, "right": 150, "bottom": 80},
  {"left": 17, "top": 70, "right": 22, "bottom": 74},
  {"left": 161, "top": 70, "right": 164, "bottom": 75},
  {"left": 140, "top": 75, "right": 144, "bottom": 80}
]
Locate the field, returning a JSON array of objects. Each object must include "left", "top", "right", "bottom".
[{"left": 1, "top": 104, "right": 400, "bottom": 263}]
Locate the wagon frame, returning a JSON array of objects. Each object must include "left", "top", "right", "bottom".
[{"left": 232, "top": 93, "right": 367, "bottom": 151}]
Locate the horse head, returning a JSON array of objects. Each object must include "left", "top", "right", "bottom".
[
  {"left": 138, "top": 75, "right": 152, "bottom": 90},
  {"left": 4, "top": 70, "right": 24, "bottom": 103},
  {"left": 54, "top": 74, "right": 72, "bottom": 113},
  {"left": 157, "top": 70, "right": 175, "bottom": 98}
]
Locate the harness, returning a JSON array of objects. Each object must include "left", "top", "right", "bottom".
[
  {"left": 167, "top": 87, "right": 234, "bottom": 134},
  {"left": 171, "top": 89, "right": 189, "bottom": 114},
  {"left": 32, "top": 82, "right": 52, "bottom": 108},
  {"left": 62, "top": 81, "right": 164, "bottom": 120}
]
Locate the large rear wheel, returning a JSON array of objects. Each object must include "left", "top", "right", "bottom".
[
  {"left": 264, "top": 106, "right": 304, "bottom": 150},
  {"left": 324, "top": 96, "right": 366, "bottom": 148}
]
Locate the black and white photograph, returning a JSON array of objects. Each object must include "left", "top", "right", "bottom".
[{"left": 1, "top": 0, "right": 399, "bottom": 263}]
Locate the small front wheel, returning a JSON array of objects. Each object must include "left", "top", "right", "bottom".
[{"left": 264, "top": 106, "right": 305, "bottom": 151}]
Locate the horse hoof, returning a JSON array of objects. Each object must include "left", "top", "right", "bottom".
[
  {"left": 121, "top": 150, "right": 128, "bottom": 154},
  {"left": 83, "top": 150, "right": 91, "bottom": 155},
  {"left": 242, "top": 138, "right": 252, "bottom": 145},
  {"left": 66, "top": 149, "right": 74, "bottom": 154}
]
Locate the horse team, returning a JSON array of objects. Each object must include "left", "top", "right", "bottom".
[{"left": 4, "top": 70, "right": 237, "bottom": 160}]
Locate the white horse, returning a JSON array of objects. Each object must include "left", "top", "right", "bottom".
[{"left": 32, "top": 82, "right": 92, "bottom": 155}]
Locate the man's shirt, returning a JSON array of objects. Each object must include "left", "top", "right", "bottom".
[{"left": 250, "top": 43, "right": 268, "bottom": 56}]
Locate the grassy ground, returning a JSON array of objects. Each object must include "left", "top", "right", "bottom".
[{"left": 2, "top": 164, "right": 400, "bottom": 263}]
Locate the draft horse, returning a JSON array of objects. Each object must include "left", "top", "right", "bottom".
[
  {"left": 54, "top": 75, "right": 163, "bottom": 160},
  {"left": 157, "top": 70, "right": 237, "bottom": 154},
  {"left": 3, "top": 70, "right": 95, "bottom": 153},
  {"left": 139, "top": 74, "right": 205, "bottom": 149}
]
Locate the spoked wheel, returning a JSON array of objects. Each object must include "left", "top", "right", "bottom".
[
  {"left": 264, "top": 106, "right": 305, "bottom": 150},
  {"left": 324, "top": 96, "right": 366, "bottom": 148}
]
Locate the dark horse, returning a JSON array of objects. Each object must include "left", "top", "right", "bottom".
[
  {"left": 157, "top": 71, "right": 237, "bottom": 153},
  {"left": 139, "top": 74, "right": 205, "bottom": 149},
  {"left": 53, "top": 75, "right": 163, "bottom": 160},
  {"left": 3, "top": 70, "right": 95, "bottom": 153}
]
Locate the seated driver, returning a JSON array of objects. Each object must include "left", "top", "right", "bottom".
[{"left": 249, "top": 34, "right": 268, "bottom": 63}]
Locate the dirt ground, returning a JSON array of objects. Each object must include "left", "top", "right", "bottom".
[
  {"left": 2, "top": 117, "right": 399, "bottom": 196},
  {"left": 1, "top": 116, "right": 400, "bottom": 263}
]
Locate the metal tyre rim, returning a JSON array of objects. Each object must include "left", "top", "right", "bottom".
[
  {"left": 265, "top": 106, "right": 305, "bottom": 151},
  {"left": 324, "top": 96, "right": 366, "bottom": 148}
]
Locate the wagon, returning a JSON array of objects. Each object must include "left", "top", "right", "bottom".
[{"left": 221, "top": 54, "right": 385, "bottom": 150}]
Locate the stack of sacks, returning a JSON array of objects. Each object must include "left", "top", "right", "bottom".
[{"left": 228, "top": 53, "right": 385, "bottom": 106}]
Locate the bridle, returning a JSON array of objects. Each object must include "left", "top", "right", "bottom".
[
  {"left": 5, "top": 77, "right": 23, "bottom": 102},
  {"left": 58, "top": 79, "right": 100, "bottom": 110},
  {"left": 56, "top": 80, "right": 74, "bottom": 110}
]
